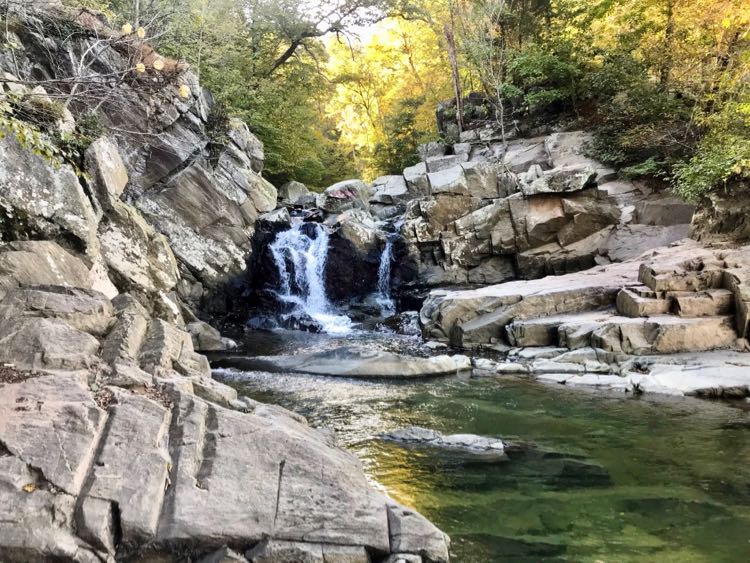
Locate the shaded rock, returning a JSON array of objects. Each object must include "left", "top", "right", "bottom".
[
  {"left": 334, "top": 209, "right": 380, "bottom": 255},
  {"left": 403, "top": 163, "right": 431, "bottom": 198},
  {"left": 257, "top": 207, "right": 291, "bottom": 230},
  {"left": 246, "top": 539, "right": 368, "bottom": 562},
  {"left": 187, "top": 320, "right": 237, "bottom": 352},
  {"left": 387, "top": 502, "right": 450, "bottom": 563},
  {"left": 278, "top": 180, "right": 310, "bottom": 205},
  {"left": 634, "top": 196, "right": 695, "bottom": 226}
]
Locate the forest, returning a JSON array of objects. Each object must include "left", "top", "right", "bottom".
[{"left": 48, "top": 0, "right": 750, "bottom": 196}]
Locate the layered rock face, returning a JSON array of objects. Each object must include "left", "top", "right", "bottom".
[
  {"left": 0, "top": 245, "right": 449, "bottom": 561},
  {"left": 392, "top": 131, "right": 694, "bottom": 298},
  {"left": 421, "top": 240, "right": 750, "bottom": 396},
  {"left": 1, "top": 2, "right": 276, "bottom": 315},
  {"left": 0, "top": 5, "right": 451, "bottom": 562}
]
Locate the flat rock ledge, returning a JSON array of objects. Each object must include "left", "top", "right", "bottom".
[
  {"left": 0, "top": 281, "right": 450, "bottom": 562},
  {"left": 423, "top": 240, "right": 750, "bottom": 398},
  {"left": 217, "top": 346, "right": 472, "bottom": 378}
]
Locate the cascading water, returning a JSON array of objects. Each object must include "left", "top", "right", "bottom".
[
  {"left": 269, "top": 222, "right": 353, "bottom": 335},
  {"left": 375, "top": 237, "right": 395, "bottom": 316}
]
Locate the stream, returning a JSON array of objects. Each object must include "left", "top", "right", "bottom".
[
  {"left": 219, "top": 222, "right": 750, "bottom": 562},
  {"left": 213, "top": 328, "right": 750, "bottom": 563}
]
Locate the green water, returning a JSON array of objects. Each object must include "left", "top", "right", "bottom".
[{"left": 214, "top": 333, "right": 750, "bottom": 562}]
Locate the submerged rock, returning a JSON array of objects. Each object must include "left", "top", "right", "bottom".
[{"left": 380, "top": 426, "right": 507, "bottom": 458}]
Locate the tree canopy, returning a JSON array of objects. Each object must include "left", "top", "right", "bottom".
[{"left": 64, "top": 0, "right": 748, "bottom": 196}]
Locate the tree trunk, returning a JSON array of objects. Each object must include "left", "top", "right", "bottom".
[{"left": 444, "top": 22, "right": 463, "bottom": 135}]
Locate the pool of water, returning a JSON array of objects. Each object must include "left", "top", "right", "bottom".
[{"left": 213, "top": 330, "right": 750, "bottom": 562}]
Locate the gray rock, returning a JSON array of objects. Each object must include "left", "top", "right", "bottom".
[
  {"left": 139, "top": 319, "right": 210, "bottom": 377},
  {"left": 187, "top": 320, "right": 237, "bottom": 352},
  {"left": 371, "top": 175, "right": 409, "bottom": 205},
  {"left": 0, "top": 285, "right": 115, "bottom": 336},
  {"left": 85, "top": 136, "right": 129, "bottom": 210},
  {"left": 244, "top": 346, "right": 472, "bottom": 378},
  {"left": 278, "top": 180, "right": 310, "bottom": 205},
  {"left": 157, "top": 393, "right": 391, "bottom": 552},
  {"left": 85, "top": 390, "right": 172, "bottom": 543},
  {"left": 425, "top": 154, "right": 468, "bottom": 173},
  {"left": 634, "top": 196, "right": 695, "bottom": 226},
  {"left": 99, "top": 201, "right": 180, "bottom": 295},
  {"left": 0, "top": 317, "right": 101, "bottom": 370},
  {"left": 257, "top": 207, "right": 291, "bottom": 229},
  {"left": 0, "top": 241, "right": 91, "bottom": 290},
  {"left": 418, "top": 141, "right": 446, "bottom": 160},
  {"left": 0, "top": 373, "right": 106, "bottom": 495},
  {"left": 246, "top": 539, "right": 369, "bottom": 562},
  {"left": 318, "top": 180, "right": 369, "bottom": 214},
  {"left": 522, "top": 166, "right": 598, "bottom": 196},
  {"left": 0, "top": 133, "right": 99, "bottom": 250},
  {"left": 387, "top": 501, "right": 450, "bottom": 563},
  {"left": 199, "top": 546, "right": 247, "bottom": 563},
  {"left": 0, "top": 456, "right": 100, "bottom": 561},
  {"left": 381, "top": 426, "right": 506, "bottom": 456}
]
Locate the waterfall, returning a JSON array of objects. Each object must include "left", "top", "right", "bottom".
[
  {"left": 269, "top": 223, "right": 352, "bottom": 335},
  {"left": 376, "top": 237, "right": 395, "bottom": 316}
]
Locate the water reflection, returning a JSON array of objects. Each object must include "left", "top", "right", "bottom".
[{"left": 216, "top": 336, "right": 750, "bottom": 562}]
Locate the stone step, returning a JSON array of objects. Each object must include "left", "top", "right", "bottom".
[
  {"left": 557, "top": 314, "right": 737, "bottom": 355},
  {"left": 506, "top": 311, "right": 614, "bottom": 347},
  {"left": 616, "top": 287, "right": 670, "bottom": 317},
  {"left": 639, "top": 262, "right": 724, "bottom": 293},
  {"left": 672, "top": 289, "right": 734, "bottom": 317}
]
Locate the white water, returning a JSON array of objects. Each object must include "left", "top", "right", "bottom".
[
  {"left": 376, "top": 237, "right": 395, "bottom": 316},
  {"left": 269, "top": 223, "right": 353, "bottom": 335}
]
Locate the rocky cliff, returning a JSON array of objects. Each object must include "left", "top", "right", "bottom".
[{"left": 0, "top": 3, "right": 450, "bottom": 562}]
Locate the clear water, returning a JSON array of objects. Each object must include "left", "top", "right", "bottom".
[
  {"left": 268, "top": 223, "right": 352, "bottom": 335},
  {"left": 214, "top": 330, "right": 750, "bottom": 562}
]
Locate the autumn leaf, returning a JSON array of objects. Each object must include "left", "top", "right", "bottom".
[
  {"left": 22, "top": 483, "right": 35, "bottom": 493},
  {"left": 121, "top": 23, "right": 133, "bottom": 35}
]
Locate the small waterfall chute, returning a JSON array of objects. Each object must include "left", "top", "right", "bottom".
[
  {"left": 269, "top": 222, "right": 352, "bottom": 335},
  {"left": 375, "top": 236, "right": 395, "bottom": 316}
]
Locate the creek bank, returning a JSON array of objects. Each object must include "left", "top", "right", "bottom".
[{"left": 0, "top": 4, "right": 450, "bottom": 561}]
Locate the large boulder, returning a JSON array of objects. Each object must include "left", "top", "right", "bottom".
[
  {"left": 0, "top": 285, "right": 114, "bottom": 336},
  {"left": 0, "top": 134, "right": 99, "bottom": 250},
  {"left": 84, "top": 136, "right": 129, "bottom": 211},
  {"left": 278, "top": 180, "right": 312, "bottom": 206},
  {"left": 318, "top": 180, "right": 369, "bottom": 214},
  {"left": 98, "top": 201, "right": 180, "bottom": 295}
]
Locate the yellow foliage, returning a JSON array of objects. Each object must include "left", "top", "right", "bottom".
[
  {"left": 137, "top": 27, "right": 146, "bottom": 39},
  {"left": 121, "top": 23, "right": 132, "bottom": 35},
  {"left": 153, "top": 58, "right": 165, "bottom": 71},
  {"left": 135, "top": 62, "right": 146, "bottom": 74},
  {"left": 178, "top": 84, "right": 191, "bottom": 99}
]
